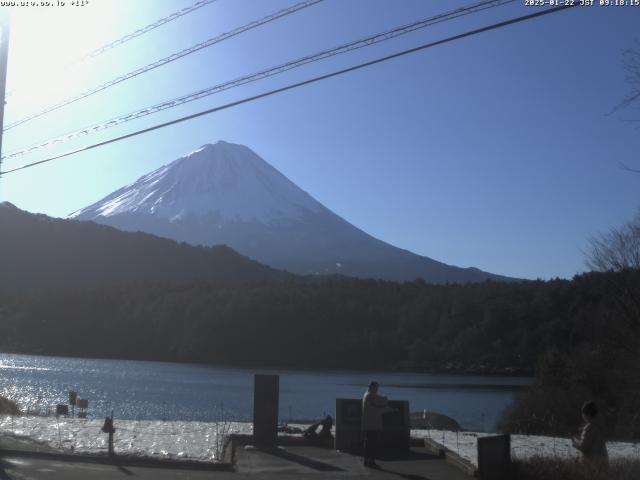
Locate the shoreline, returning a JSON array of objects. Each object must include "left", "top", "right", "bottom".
[{"left": 0, "top": 350, "right": 533, "bottom": 378}]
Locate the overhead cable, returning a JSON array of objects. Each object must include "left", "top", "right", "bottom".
[
  {"left": 4, "top": 0, "right": 324, "bottom": 131},
  {"left": 82, "top": 0, "right": 220, "bottom": 60},
  {"left": 1, "top": 0, "right": 513, "bottom": 161},
  {"left": 5, "top": 0, "right": 220, "bottom": 99},
  {"left": 0, "top": 4, "right": 578, "bottom": 177}
]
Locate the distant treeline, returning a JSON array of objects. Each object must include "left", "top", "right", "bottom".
[
  {"left": 0, "top": 271, "right": 628, "bottom": 373},
  {"left": 1, "top": 269, "right": 639, "bottom": 438}
]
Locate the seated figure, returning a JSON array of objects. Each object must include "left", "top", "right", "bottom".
[{"left": 304, "top": 415, "right": 334, "bottom": 443}]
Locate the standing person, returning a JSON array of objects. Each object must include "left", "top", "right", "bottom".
[
  {"left": 572, "top": 401, "right": 609, "bottom": 467},
  {"left": 362, "top": 381, "right": 393, "bottom": 468}
]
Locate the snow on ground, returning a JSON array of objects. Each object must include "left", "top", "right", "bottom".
[
  {"left": 0, "top": 415, "right": 253, "bottom": 461},
  {"left": 412, "top": 430, "right": 640, "bottom": 467},
  {"left": 3, "top": 415, "right": 639, "bottom": 466}
]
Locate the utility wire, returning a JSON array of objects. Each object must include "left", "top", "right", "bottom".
[
  {"left": 4, "top": 0, "right": 220, "bottom": 100},
  {"left": 82, "top": 0, "right": 219, "bottom": 60},
  {"left": 1, "top": 0, "right": 513, "bottom": 161},
  {"left": 4, "top": 0, "right": 323, "bottom": 132},
  {"left": 0, "top": 4, "right": 577, "bottom": 177}
]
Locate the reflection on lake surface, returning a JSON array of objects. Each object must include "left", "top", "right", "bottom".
[{"left": 0, "top": 353, "right": 530, "bottom": 431}]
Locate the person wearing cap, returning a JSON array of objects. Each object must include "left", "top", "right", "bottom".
[
  {"left": 572, "top": 400, "right": 609, "bottom": 467},
  {"left": 362, "top": 381, "right": 393, "bottom": 468}
]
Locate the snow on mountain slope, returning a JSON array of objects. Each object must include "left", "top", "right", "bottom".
[
  {"left": 71, "top": 141, "right": 513, "bottom": 283},
  {"left": 71, "top": 141, "right": 325, "bottom": 223}
]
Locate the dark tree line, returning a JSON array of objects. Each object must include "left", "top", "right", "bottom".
[
  {"left": 1, "top": 205, "right": 639, "bottom": 439},
  {"left": 501, "top": 215, "right": 640, "bottom": 440},
  {"left": 0, "top": 269, "right": 635, "bottom": 378},
  {"left": 0, "top": 260, "right": 638, "bottom": 438}
]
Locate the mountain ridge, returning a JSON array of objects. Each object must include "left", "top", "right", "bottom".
[
  {"left": 71, "top": 141, "right": 515, "bottom": 284},
  {"left": 0, "top": 201, "right": 293, "bottom": 291}
]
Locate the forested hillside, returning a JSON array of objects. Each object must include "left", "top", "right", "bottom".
[
  {"left": 0, "top": 271, "right": 631, "bottom": 374},
  {"left": 0, "top": 202, "right": 292, "bottom": 290},
  {"left": 2, "top": 201, "right": 638, "bottom": 439}
]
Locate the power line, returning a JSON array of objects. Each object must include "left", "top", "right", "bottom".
[
  {"left": 4, "top": 0, "right": 220, "bottom": 100},
  {"left": 4, "top": 0, "right": 323, "bottom": 132},
  {"left": 82, "top": 0, "right": 219, "bottom": 60},
  {"left": 1, "top": 0, "right": 513, "bottom": 161},
  {"left": 0, "top": 4, "right": 577, "bottom": 178}
]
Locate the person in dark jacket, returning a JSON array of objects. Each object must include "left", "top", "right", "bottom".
[
  {"left": 362, "top": 381, "right": 393, "bottom": 468},
  {"left": 572, "top": 401, "right": 609, "bottom": 467}
]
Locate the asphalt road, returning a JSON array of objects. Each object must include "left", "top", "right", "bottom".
[
  {"left": 1, "top": 455, "right": 223, "bottom": 480},
  {"left": 0, "top": 440, "right": 471, "bottom": 480}
]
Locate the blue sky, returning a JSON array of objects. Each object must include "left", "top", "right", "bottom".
[{"left": 0, "top": 0, "right": 638, "bottom": 280}]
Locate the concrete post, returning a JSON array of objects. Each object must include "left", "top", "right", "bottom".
[{"left": 253, "top": 374, "right": 279, "bottom": 446}]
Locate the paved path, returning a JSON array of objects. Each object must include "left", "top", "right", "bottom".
[
  {"left": 234, "top": 444, "right": 470, "bottom": 479},
  {"left": 0, "top": 455, "right": 219, "bottom": 480},
  {"left": 0, "top": 442, "right": 470, "bottom": 479}
]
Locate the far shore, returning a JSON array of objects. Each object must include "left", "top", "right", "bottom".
[{"left": 0, "top": 350, "right": 533, "bottom": 378}]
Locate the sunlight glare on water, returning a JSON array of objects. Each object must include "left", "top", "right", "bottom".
[{"left": 0, "top": 353, "right": 530, "bottom": 431}]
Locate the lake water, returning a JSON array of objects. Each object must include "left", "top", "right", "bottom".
[{"left": 0, "top": 353, "right": 530, "bottom": 431}]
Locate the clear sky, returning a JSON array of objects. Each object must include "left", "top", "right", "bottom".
[{"left": 0, "top": 0, "right": 638, "bottom": 280}]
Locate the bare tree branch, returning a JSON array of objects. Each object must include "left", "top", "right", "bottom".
[
  {"left": 619, "top": 162, "right": 640, "bottom": 174},
  {"left": 586, "top": 215, "right": 640, "bottom": 272},
  {"left": 610, "top": 40, "right": 640, "bottom": 114},
  {"left": 586, "top": 214, "right": 640, "bottom": 329}
]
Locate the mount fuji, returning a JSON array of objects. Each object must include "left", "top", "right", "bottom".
[{"left": 70, "top": 141, "right": 511, "bottom": 283}]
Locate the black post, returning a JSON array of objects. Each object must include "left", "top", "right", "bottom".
[
  {"left": 102, "top": 410, "right": 116, "bottom": 457},
  {"left": 108, "top": 410, "right": 115, "bottom": 457},
  {"left": 69, "top": 391, "right": 77, "bottom": 418},
  {"left": 108, "top": 431, "right": 114, "bottom": 456},
  {"left": 253, "top": 374, "right": 279, "bottom": 446}
]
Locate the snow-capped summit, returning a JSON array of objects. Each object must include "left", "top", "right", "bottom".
[
  {"left": 71, "top": 141, "right": 324, "bottom": 223},
  {"left": 71, "top": 141, "right": 512, "bottom": 283}
]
